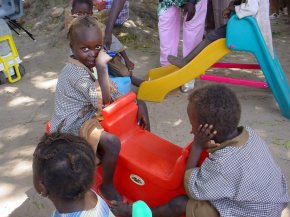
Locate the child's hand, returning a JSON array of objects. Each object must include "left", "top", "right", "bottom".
[
  {"left": 124, "top": 59, "right": 134, "bottom": 75},
  {"left": 183, "top": 2, "right": 196, "bottom": 22},
  {"left": 222, "top": 8, "right": 231, "bottom": 19},
  {"left": 95, "top": 49, "right": 112, "bottom": 68},
  {"left": 137, "top": 100, "right": 150, "bottom": 131},
  {"left": 194, "top": 124, "right": 220, "bottom": 149}
]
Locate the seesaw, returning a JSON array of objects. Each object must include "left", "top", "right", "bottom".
[
  {"left": 45, "top": 92, "right": 208, "bottom": 216},
  {"left": 92, "top": 92, "right": 207, "bottom": 208},
  {"left": 137, "top": 15, "right": 290, "bottom": 119}
]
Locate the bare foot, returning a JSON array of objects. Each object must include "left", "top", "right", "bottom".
[
  {"left": 167, "top": 55, "right": 188, "bottom": 68},
  {"left": 111, "top": 200, "right": 132, "bottom": 217},
  {"left": 99, "top": 184, "right": 122, "bottom": 202}
]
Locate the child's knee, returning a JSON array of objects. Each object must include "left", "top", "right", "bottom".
[{"left": 100, "top": 132, "right": 121, "bottom": 155}]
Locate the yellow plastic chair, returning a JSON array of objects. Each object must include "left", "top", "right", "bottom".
[{"left": 0, "top": 34, "right": 24, "bottom": 84}]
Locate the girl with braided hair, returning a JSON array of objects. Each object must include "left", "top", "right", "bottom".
[
  {"left": 33, "top": 133, "right": 115, "bottom": 216},
  {"left": 50, "top": 16, "right": 149, "bottom": 204}
]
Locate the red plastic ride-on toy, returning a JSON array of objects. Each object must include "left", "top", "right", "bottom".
[{"left": 45, "top": 92, "right": 208, "bottom": 209}]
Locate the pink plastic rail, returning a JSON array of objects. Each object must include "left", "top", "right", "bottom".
[
  {"left": 212, "top": 62, "right": 261, "bottom": 69},
  {"left": 200, "top": 74, "right": 268, "bottom": 89}
]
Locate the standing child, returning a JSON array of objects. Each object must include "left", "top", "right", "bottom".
[
  {"left": 33, "top": 133, "right": 115, "bottom": 216},
  {"left": 112, "top": 84, "right": 289, "bottom": 217},
  {"left": 50, "top": 16, "right": 149, "bottom": 203},
  {"left": 168, "top": 0, "right": 274, "bottom": 68}
]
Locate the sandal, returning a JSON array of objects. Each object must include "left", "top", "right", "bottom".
[{"left": 270, "top": 12, "right": 280, "bottom": 19}]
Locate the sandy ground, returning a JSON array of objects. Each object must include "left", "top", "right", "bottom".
[{"left": 0, "top": 16, "right": 290, "bottom": 217}]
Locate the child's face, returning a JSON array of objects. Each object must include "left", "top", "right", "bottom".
[
  {"left": 70, "top": 26, "right": 103, "bottom": 69},
  {"left": 187, "top": 103, "right": 199, "bottom": 135},
  {"left": 71, "top": 3, "right": 93, "bottom": 17}
]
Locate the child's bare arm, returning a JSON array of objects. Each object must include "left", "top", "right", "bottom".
[
  {"left": 95, "top": 50, "right": 112, "bottom": 105},
  {"left": 119, "top": 51, "right": 134, "bottom": 72},
  {"left": 186, "top": 124, "right": 220, "bottom": 170}
]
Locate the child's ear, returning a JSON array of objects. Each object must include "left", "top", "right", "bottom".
[{"left": 39, "top": 181, "right": 49, "bottom": 197}]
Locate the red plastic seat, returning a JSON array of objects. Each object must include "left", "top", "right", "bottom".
[{"left": 93, "top": 92, "right": 208, "bottom": 207}]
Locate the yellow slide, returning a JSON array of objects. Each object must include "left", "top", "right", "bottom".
[{"left": 137, "top": 39, "right": 231, "bottom": 102}]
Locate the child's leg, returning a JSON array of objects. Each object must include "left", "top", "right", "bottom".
[
  {"left": 158, "top": 6, "right": 181, "bottom": 66},
  {"left": 183, "top": 0, "right": 208, "bottom": 57},
  {"left": 168, "top": 25, "right": 226, "bottom": 68},
  {"left": 98, "top": 131, "right": 122, "bottom": 201}
]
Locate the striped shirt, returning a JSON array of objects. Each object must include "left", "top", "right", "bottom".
[
  {"left": 105, "top": 0, "right": 129, "bottom": 25},
  {"left": 51, "top": 193, "right": 115, "bottom": 217},
  {"left": 187, "top": 126, "right": 290, "bottom": 217},
  {"left": 50, "top": 58, "right": 120, "bottom": 135}
]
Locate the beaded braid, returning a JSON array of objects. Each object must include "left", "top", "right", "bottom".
[{"left": 34, "top": 133, "right": 96, "bottom": 200}]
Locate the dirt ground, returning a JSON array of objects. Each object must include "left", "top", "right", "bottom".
[{"left": 0, "top": 9, "right": 290, "bottom": 217}]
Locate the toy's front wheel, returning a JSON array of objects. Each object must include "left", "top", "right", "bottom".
[{"left": 0, "top": 71, "right": 7, "bottom": 85}]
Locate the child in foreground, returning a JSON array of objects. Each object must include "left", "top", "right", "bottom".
[
  {"left": 168, "top": 0, "right": 274, "bottom": 68},
  {"left": 112, "top": 84, "right": 289, "bottom": 217},
  {"left": 50, "top": 16, "right": 150, "bottom": 203},
  {"left": 33, "top": 133, "right": 115, "bottom": 217}
]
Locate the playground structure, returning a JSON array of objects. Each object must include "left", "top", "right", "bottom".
[{"left": 137, "top": 15, "right": 290, "bottom": 119}]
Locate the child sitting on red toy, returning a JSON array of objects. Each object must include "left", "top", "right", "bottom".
[
  {"left": 168, "top": 0, "right": 274, "bottom": 68},
  {"left": 111, "top": 84, "right": 289, "bottom": 217},
  {"left": 50, "top": 16, "right": 149, "bottom": 203},
  {"left": 70, "top": 0, "right": 143, "bottom": 86},
  {"left": 33, "top": 133, "right": 115, "bottom": 216}
]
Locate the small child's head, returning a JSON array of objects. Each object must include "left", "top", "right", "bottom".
[
  {"left": 68, "top": 16, "right": 103, "bottom": 69},
  {"left": 187, "top": 84, "right": 241, "bottom": 142},
  {"left": 33, "top": 133, "right": 96, "bottom": 201},
  {"left": 71, "top": 0, "right": 93, "bottom": 16}
]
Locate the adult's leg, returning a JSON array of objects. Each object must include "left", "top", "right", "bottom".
[
  {"left": 98, "top": 131, "right": 122, "bottom": 201},
  {"left": 286, "top": 0, "right": 290, "bottom": 24},
  {"left": 270, "top": 0, "right": 280, "bottom": 18},
  {"left": 212, "top": 0, "right": 230, "bottom": 29},
  {"left": 183, "top": 0, "right": 208, "bottom": 57},
  {"left": 158, "top": 6, "right": 181, "bottom": 66}
]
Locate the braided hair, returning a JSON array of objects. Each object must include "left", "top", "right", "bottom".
[
  {"left": 188, "top": 84, "right": 241, "bottom": 142},
  {"left": 67, "top": 15, "right": 102, "bottom": 41},
  {"left": 33, "top": 133, "right": 96, "bottom": 200}
]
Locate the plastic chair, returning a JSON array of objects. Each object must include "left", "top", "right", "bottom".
[
  {"left": 93, "top": 92, "right": 208, "bottom": 207},
  {"left": 0, "top": 0, "right": 16, "bottom": 18},
  {"left": 7, "top": 0, "right": 24, "bottom": 20}
]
